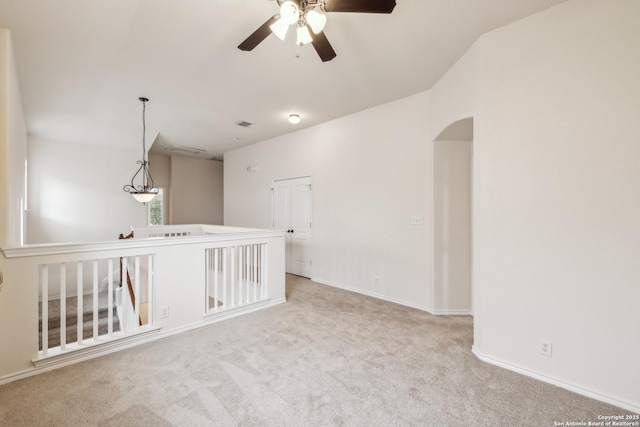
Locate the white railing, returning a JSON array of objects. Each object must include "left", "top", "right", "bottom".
[
  {"left": 0, "top": 225, "right": 286, "bottom": 381},
  {"left": 130, "top": 224, "right": 261, "bottom": 239},
  {"left": 39, "top": 254, "right": 154, "bottom": 357},
  {"left": 205, "top": 243, "right": 268, "bottom": 314}
]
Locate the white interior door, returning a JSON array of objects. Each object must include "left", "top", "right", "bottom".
[
  {"left": 289, "top": 178, "right": 311, "bottom": 277},
  {"left": 272, "top": 177, "right": 312, "bottom": 277}
]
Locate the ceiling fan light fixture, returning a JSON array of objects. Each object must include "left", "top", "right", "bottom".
[
  {"left": 279, "top": 1, "right": 300, "bottom": 25},
  {"left": 270, "top": 17, "right": 290, "bottom": 40},
  {"left": 306, "top": 7, "right": 327, "bottom": 34},
  {"left": 296, "top": 25, "right": 312, "bottom": 46}
]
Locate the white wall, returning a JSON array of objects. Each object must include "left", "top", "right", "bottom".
[
  {"left": 0, "top": 29, "right": 27, "bottom": 248},
  {"left": 467, "top": 0, "right": 640, "bottom": 410},
  {"left": 0, "top": 29, "right": 30, "bottom": 378},
  {"left": 148, "top": 153, "right": 170, "bottom": 188},
  {"left": 27, "top": 136, "right": 147, "bottom": 243},
  {"left": 225, "top": 91, "right": 433, "bottom": 310},
  {"left": 225, "top": 0, "right": 640, "bottom": 411},
  {"left": 170, "top": 156, "right": 223, "bottom": 225}
]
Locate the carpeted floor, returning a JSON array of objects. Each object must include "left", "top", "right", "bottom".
[{"left": 0, "top": 275, "right": 632, "bottom": 426}]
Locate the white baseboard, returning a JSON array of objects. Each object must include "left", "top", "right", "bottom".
[
  {"left": 32, "top": 327, "right": 162, "bottom": 369},
  {"left": 311, "top": 277, "right": 474, "bottom": 317},
  {"left": 472, "top": 345, "right": 640, "bottom": 414},
  {"left": 431, "top": 309, "right": 473, "bottom": 316},
  {"left": 202, "top": 297, "right": 285, "bottom": 324},
  {"left": 311, "top": 277, "right": 432, "bottom": 313}
]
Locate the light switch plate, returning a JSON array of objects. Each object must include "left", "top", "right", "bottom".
[{"left": 410, "top": 215, "right": 424, "bottom": 225}]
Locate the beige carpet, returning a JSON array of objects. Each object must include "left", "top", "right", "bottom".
[{"left": 0, "top": 275, "right": 632, "bottom": 426}]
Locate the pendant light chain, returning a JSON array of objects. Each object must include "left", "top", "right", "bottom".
[
  {"left": 123, "top": 96, "right": 158, "bottom": 203},
  {"left": 141, "top": 97, "right": 147, "bottom": 162},
  {"left": 140, "top": 96, "right": 149, "bottom": 188}
]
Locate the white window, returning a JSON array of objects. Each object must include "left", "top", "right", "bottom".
[{"left": 148, "top": 188, "right": 165, "bottom": 226}]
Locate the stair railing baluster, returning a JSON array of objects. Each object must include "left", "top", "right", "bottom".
[
  {"left": 244, "top": 245, "right": 248, "bottom": 302},
  {"left": 77, "top": 261, "right": 83, "bottom": 346},
  {"left": 238, "top": 245, "right": 244, "bottom": 305},
  {"left": 41, "top": 265, "right": 49, "bottom": 357},
  {"left": 214, "top": 248, "right": 219, "bottom": 312},
  {"left": 230, "top": 246, "right": 235, "bottom": 307},
  {"left": 108, "top": 259, "right": 114, "bottom": 336},
  {"left": 262, "top": 243, "right": 268, "bottom": 299},
  {"left": 222, "top": 248, "right": 227, "bottom": 311},
  {"left": 147, "top": 254, "right": 154, "bottom": 326},
  {"left": 60, "top": 263, "right": 66, "bottom": 351},
  {"left": 121, "top": 257, "right": 128, "bottom": 332},
  {"left": 92, "top": 260, "right": 99, "bottom": 340},
  {"left": 253, "top": 244, "right": 258, "bottom": 301},
  {"left": 134, "top": 256, "right": 140, "bottom": 332}
]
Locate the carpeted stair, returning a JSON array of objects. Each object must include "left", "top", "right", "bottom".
[{"left": 39, "top": 290, "right": 120, "bottom": 350}]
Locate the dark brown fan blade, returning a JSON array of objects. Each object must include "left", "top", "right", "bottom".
[
  {"left": 310, "top": 29, "right": 337, "bottom": 62},
  {"left": 324, "top": 0, "right": 396, "bottom": 13},
  {"left": 238, "top": 15, "right": 279, "bottom": 51}
]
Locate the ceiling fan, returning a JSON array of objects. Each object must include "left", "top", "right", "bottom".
[{"left": 238, "top": 0, "right": 397, "bottom": 62}]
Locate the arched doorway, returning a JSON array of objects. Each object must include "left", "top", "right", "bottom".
[{"left": 433, "top": 118, "right": 473, "bottom": 315}]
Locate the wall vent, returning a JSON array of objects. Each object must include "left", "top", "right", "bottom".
[
  {"left": 236, "top": 120, "right": 253, "bottom": 128},
  {"left": 165, "top": 145, "right": 206, "bottom": 155}
]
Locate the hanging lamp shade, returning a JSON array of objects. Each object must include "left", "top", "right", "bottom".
[
  {"left": 131, "top": 192, "right": 157, "bottom": 203},
  {"left": 296, "top": 25, "right": 312, "bottom": 46},
  {"left": 270, "top": 17, "right": 290, "bottom": 40},
  {"left": 306, "top": 7, "right": 327, "bottom": 34},
  {"left": 279, "top": 1, "right": 300, "bottom": 25}
]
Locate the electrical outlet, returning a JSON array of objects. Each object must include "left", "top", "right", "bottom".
[
  {"left": 539, "top": 339, "right": 552, "bottom": 357},
  {"left": 160, "top": 306, "right": 170, "bottom": 319},
  {"left": 373, "top": 276, "right": 379, "bottom": 287}
]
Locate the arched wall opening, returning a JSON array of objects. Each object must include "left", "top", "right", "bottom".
[{"left": 432, "top": 117, "right": 473, "bottom": 315}]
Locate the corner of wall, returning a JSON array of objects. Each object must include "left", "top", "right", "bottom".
[{"left": 0, "top": 29, "right": 28, "bottom": 248}]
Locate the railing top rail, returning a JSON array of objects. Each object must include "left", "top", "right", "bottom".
[
  {"left": 2, "top": 226, "right": 286, "bottom": 259},
  {"left": 130, "top": 224, "right": 257, "bottom": 237}
]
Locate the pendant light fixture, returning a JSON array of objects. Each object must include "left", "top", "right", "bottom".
[{"left": 123, "top": 97, "right": 159, "bottom": 203}]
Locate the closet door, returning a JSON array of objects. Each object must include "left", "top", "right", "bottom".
[{"left": 272, "top": 177, "right": 312, "bottom": 277}]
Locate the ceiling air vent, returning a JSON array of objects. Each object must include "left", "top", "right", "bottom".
[
  {"left": 165, "top": 145, "right": 206, "bottom": 156},
  {"left": 236, "top": 120, "right": 253, "bottom": 128}
]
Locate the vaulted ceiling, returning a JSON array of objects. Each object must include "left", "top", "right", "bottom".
[{"left": 1, "top": 0, "right": 567, "bottom": 159}]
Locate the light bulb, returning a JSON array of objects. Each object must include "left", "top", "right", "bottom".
[
  {"left": 306, "top": 7, "right": 327, "bottom": 34},
  {"left": 279, "top": 1, "right": 300, "bottom": 25},
  {"left": 296, "top": 25, "right": 312, "bottom": 46}
]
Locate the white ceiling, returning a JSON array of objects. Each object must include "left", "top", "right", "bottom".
[{"left": 0, "top": 0, "right": 567, "bottom": 160}]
